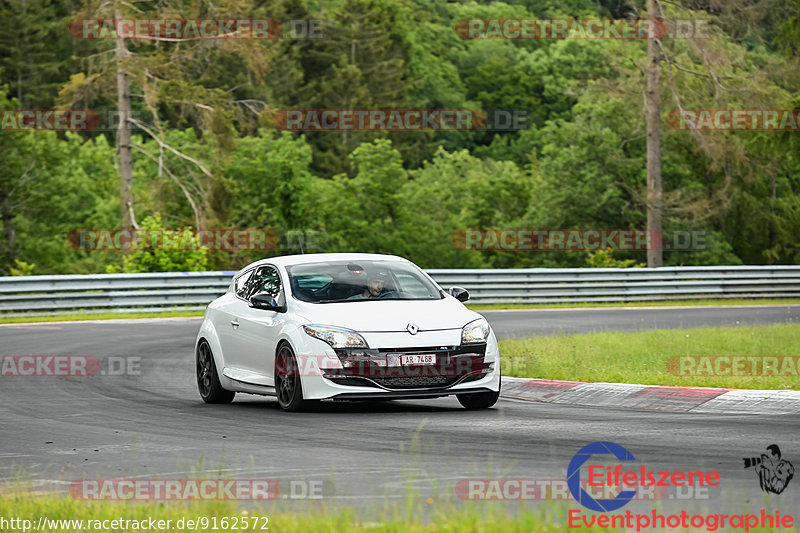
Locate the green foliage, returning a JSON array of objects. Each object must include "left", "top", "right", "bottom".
[
  {"left": 227, "top": 131, "right": 314, "bottom": 229},
  {"left": 2, "top": 0, "right": 799, "bottom": 274},
  {"left": 401, "top": 147, "right": 532, "bottom": 268},
  {"left": 0, "top": 86, "right": 120, "bottom": 275},
  {"left": 0, "top": 0, "right": 70, "bottom": 107},
  {"left": 106, "top": 215, "right": 208, "bottom": 273},
  {"left": 9, "top": 259, "right": 35, "bottom": 276},
  {"left": 585, "top": 250, "right": 644, "bottom": 268},
  {"left": 311, "top": 139, "right": 409, "bottom": 254}
]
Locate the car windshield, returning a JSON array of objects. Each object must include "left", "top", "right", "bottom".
[{"left": 286, "top": 260, "right": 443, "bottom": 303}]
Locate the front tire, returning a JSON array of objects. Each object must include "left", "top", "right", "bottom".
[
  {"left": 275, "top": 343, "right": 316, "bottom": 412},
  {"left": 457, "top": 390, "right": 500, "bottom": 410},
  {"left": 197, "top": 341, "right": 235, "bottom": 404}
]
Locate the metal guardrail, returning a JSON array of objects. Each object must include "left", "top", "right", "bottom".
[
  {"left": 0, "top": 271, "right": 236, "bottom": 316},
  {"left": 0, "top": 266, "right": 799, "bottom": 316},
  {"left": 427, "top": 266, "right": 800, "bottom": 304}
]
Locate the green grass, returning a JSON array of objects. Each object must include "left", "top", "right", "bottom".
[
  {"left": 499, "top": 324, "right": 800, "bottom": 390},
  {"left": 468, "top": 298, "right": 800, "bottom": 311},
  {"left": 0, "top": 489, "right": 794, "bottom": 532},
  {"left": 0, "top": 488, "right": 573, "bottom": 533}
]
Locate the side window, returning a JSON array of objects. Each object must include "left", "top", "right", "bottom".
[
  {"left": 247, "top": 266, "right": 282, "bottom": 299},
  {"left": 235, "top": 269, "right": 254, "bottom": 298}
]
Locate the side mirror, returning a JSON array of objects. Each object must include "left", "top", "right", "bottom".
[
  {"left": 449, "top": 286, "right": 470, "bottom": 303},
  {"left": 250, "top": 292, "right": 286, "bottom": 312}
]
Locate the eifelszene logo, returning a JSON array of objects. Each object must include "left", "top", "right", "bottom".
[
  {"left": 568, "top": 441, "right": 637, "bottom": 512},
  {"left": 567, "top": 441, "right": 721, "bottom": 512},
  {"left": 743, "top": 444, "right": 794, "bottom": 494}
]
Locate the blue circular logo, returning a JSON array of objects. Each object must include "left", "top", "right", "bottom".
[{"left": 567, "top": 441, "right": 637, "bottom": 512}]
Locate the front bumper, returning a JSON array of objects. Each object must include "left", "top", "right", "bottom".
[{"left": 298, "top": 337, "right": 501, "bottom": 400}]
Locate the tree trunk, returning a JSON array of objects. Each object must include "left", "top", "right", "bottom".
[
  {"left": 767, "top": 163, "right": 777, "bottom": 264},
  {"left": 116, "top": 9, "right": 134, "bottom": 230},
  {"left": 646, "top": 0, "right": 663, "bottom": 267},
  {"left": 0, "top": 189, "right": 16, "bottom": 256}
]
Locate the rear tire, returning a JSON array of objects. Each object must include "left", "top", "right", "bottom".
[
  {"left": 457, "top": 390, "right": 499, "bottom": 410},
  {"left": 275, "top": 343, "right": 316, "bottom": 412},
  {"left": 197, "top": 341, "right": 235, "bottom": 404}
]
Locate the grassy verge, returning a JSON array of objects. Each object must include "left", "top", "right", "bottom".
[
  {"left": 0, "top": 491, "right": 572, "bottom": 533},
  {"left": 468, "top": 298, "right": 800, "bottom": 311},
  {"left": 499, "top": 324, "right": 800, "bottom": 390},
  {"left": 0, "top": 491, "right": 794, "bottom": 533}
]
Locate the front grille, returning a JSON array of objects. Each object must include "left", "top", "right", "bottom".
[
  {"left": 328, "top": 375, "right": 461, "bottom": 389},
  {"left": 372, "top": 375, "right": 461, "bottom": 388}
]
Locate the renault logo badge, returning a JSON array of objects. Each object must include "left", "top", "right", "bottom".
[{"left": 406, "top": 323, "right": 419, "bottom": 335}]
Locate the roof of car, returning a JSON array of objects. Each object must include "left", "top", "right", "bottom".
[{"left": 249, "top": 253, "right": 409, "bottom": 269}]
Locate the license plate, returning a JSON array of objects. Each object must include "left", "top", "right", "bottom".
[{"left": 400, "top": 354, "right": 436, "bottom": 366}]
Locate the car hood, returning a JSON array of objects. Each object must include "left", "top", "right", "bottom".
[{"left": 290, "top": 297, "right": 482, "bottom": 332}]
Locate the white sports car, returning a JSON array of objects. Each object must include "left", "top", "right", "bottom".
[{"left": 195, "top": 253, "right": 501, "bottom": 412}]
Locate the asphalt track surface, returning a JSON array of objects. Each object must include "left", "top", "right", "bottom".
[
  {"left": 484, "top": 304, "right": 800, "bottom": 338},
  {"left": 1, "top": 306, "right": 798, "bottom": 517}
]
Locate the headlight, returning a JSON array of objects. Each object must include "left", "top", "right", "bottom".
[
  {"left": 303, "top": 325, "right": 369, "bottom": 349},
  {"left": 461, "top": 318, "right": 490, "bottom": 344}
]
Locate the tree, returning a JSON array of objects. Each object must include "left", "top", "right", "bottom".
[
  {"left": 0, "top": 88, "right": 65, "bottom": 271},
  {"left": 402, "top": 147, "right": 532, "bottom": 268},
  {"left": 0, "top": 0, "right": 70, "bottom": 107},
  {"left": 1, "top": 85, "right": 120, "bottom": 274},
  {"left": 646, "top": 0, "right": 663, "bottom": 267},
  {"left": 311, "top": 139, "right": 409, "bottom": 253},
  {"left": 115, "top": 8, "right": 134, "bottom": 229},
  {"left": 295, "top": 0, "right": 417, "bottom": 174},
  {"left": 58, "top": 0, "right": 279, "bottom": 230},
  {"left": 225, "top": 131, "right": 315, "bottom": 262}
]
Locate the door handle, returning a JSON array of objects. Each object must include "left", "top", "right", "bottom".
[{"left": 231, "top": 319, "right": 240, "bottom": 327}]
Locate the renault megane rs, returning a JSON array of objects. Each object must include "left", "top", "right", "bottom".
[{"left": 195, "top": 253, "right": 501, "bottom": 411}]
